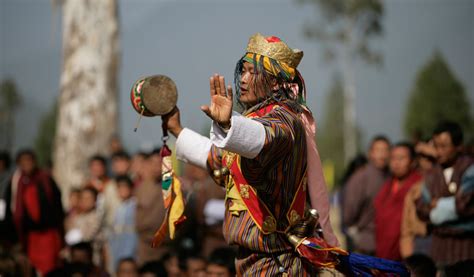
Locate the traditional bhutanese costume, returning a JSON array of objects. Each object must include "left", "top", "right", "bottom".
[
  {"left": 156, "top": 33, "right": 409, "bottom": 276},
  {"left": 416, "top": 155, "right": 474, "bottom": 266}
]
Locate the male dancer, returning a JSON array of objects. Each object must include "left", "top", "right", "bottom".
[{"left": 163, "top": 33, "right": 338, "bottom": 276}]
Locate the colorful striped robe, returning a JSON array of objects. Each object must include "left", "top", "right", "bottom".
[{"left": 177, "top": 101, "right": 319, "bottom": 276}]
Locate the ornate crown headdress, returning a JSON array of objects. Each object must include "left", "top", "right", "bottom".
[{"left": 246, "top": 33, "right": 304, "bottom": 69}]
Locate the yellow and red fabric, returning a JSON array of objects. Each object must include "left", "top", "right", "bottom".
[
  {"left": 152, "top": 145, "right": 186, "bottom": 248},
  {"left": 243, "top": 52, "right": 296, "bottom": 81}
]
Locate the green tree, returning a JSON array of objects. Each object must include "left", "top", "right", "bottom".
[
  {"left": 404, "top": 51, "right": 472, "bottom": 141},
  {"left": 298, "top": 0, "right": 383, "bottom": 163},
  {"left": 318, "top": 75, "right": 363, "bottom": 187},
  {"left": 35, "top": 101, "right": 58, "bottom": 167},
  {"left": 0, "top": 79, "right": 22, "bottom": 151}
]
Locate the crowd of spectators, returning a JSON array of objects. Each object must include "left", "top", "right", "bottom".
[
  {"left": 0, "top": 139, "right": 233, "bottom": 277},
  {"left": 0, "top": 120, "right": 473, "bottom": 276},
  {"left": 341, "top": 121, "right": 474, "bottom": 276}
]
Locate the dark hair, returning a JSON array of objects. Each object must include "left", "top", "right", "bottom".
[
  {"left": 341, "top": 154, "right": 368, "bottom": 185},
  {"left": 112, "top": 151, "right": 130, "bottom": 161},
  {"left": 0, "top": 151, "right": 11, "bottom": 170},
  {"left": 369, "top": 135, "right": 391, "bottom": 149},
  {"left": 178, "top": 251, "right": 205, "bottom": 271},
  {"left": 49, "top": 262, "right": 91, "bottom": 277},
  {"left": 444, "top": 259, "right": 474, "bottom": 276},
  {"left": 138, "top": 260, "right": 168, "bottom": 277},
  {"left": 207, "top": 247, "right": 236, "bottom": 275},
  {"left": 150, "top": 147, "right": 162, "bottom": 157},
  {"left": 393, "top": 142, "right": 416, "bottom": 160},
  {"left": 70, "top": 188, "right": 81, "bottom": 194},
  {"left": 70, "top": 242, "right": 93, "bottom": 258},
  {"left": 135, "top": 151, "right": 150, "bottom": 159},
  {"left": 433, "top": 121, "right": 463, "bottom": 146},
  {"left": 161, "top": 250, "right": 178, "bottom": 263},
  {"left": 89, "top": 155, "right": 107, "bottom": 167},
  {"left": 15, "top": 149, "right": 37, "bottom": 164},
  {"left": 404, "top": 254, "right": 436, "bottom": 277},
  {"left": 115, "top": 175, "right": 134, "bottom": 188},
  {"left": 116, "top": 257, "right": 137, "bottom": 273},
  {"left": 81, "top": 186, "right": 98, "bottom": 200}
]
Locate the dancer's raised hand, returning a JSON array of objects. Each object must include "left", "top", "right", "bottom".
[{"left": 201, "top": 74, "right": 233, "bottom": 128}]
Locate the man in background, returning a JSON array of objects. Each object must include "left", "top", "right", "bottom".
[
  {"left": 416, "top": 121, "right": 474, "bottom": 267},
  {"left": 135, "top": 149, "right": 167, "bottom": 265},
  {"left": 343, "top": 135, "right": 391, "bottom": 254},
  {"left": 374, "top": 142, "right": 422, "bottom": 260}
]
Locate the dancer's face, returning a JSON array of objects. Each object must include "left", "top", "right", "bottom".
[{"left": 239, "top": 62, "right": 266, "bottom": 106}]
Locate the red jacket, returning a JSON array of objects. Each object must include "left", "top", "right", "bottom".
[{"left": 374, "top": 170, "right": 423, "bottom": 260}]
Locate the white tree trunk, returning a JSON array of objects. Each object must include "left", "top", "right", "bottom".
[
  {"left": 341, "top": 20, "right": 357, "bottom": 165},
  {"left": 53, "top": 0, "right": 119, "bottom": 204}
]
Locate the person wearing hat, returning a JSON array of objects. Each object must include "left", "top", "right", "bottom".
[{"left": 162, "top": 33, "right": 339, "bottom": 275}]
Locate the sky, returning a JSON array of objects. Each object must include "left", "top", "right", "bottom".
[{"left": 1, "top": 0, "right": 473, "bottom": 154}]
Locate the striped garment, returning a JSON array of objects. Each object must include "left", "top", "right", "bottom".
[
  {"left": 207, "top": 101, "right": 313, "bottom": 276},
  {"left": 416, "top": 155, "right": 474, "bottom": 266}
]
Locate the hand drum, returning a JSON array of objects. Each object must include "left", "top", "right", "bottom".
[{"left": 130, "top": 75, "right": 178, "bottom": 116}]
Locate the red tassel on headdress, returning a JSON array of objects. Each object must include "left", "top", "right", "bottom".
[{"left": 265, "top": 36, "right": 281, "bottom": 43}]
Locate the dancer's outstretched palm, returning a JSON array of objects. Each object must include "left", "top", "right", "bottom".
[{"left": 201, "top": 74, "right": 233, "bottom": 128}]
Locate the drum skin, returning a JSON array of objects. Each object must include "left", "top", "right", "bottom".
[{"left": 130, "top": 75, "right": 178, "bottom": 117}]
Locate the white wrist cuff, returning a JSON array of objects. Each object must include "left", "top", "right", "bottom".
[{"left": 176, "top": 128, "right": 212, "bottom": 169}]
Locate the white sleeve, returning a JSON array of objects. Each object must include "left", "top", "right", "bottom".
[
  {"left": 210, "top": 112, "right": 266, "bottom": 159},
  {"left": 175, "top": 128, "right": 212, "bottom": 169},
  {"left": 429, "top": 196, "right": 458, "bottom": 225}
]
